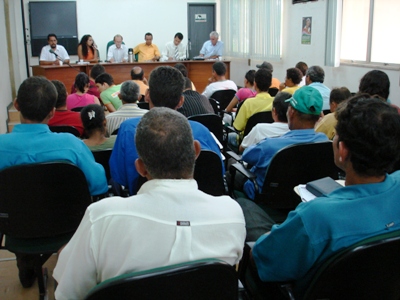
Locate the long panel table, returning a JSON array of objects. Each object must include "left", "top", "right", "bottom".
[{"left": 32, "top": 60, "right": 230, "bottom": 94}]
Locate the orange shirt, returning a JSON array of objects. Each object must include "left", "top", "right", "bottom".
[{"left": 84, "top": 48, "right": 95, "bottom": 60}]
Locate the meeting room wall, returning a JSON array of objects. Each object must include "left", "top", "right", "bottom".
[{"left": 229, "top": 0, "right": 400, "bottom": 106}]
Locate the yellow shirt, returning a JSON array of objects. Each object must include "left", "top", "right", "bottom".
[
  {"left": 282, "top": 85, "right": 300, "bottom": 95},
  {"left": 315, "top": 113, "right": 337, "bottom": 140},
  {"left": 133, "top": 43, "right": 161, "bottom": 62}
]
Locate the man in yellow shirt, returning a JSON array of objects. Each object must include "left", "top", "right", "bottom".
[{"left": 133, "top": 32, "right": 161, "bottom": 62}]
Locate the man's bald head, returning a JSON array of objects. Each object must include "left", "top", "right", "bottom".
[{"left": 131, "top": 67, "right": 144, "bottom": 80}]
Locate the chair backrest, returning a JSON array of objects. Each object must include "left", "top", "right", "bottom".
[
  {"left": 0, "top": 162, "right": 92, "bottom": 238},
  {"left": 303, "top": 230, "right": 400, "bottom": 300},
  {"left": 209, "top": 98, "right": 220, "bottom": 115},
  {"left": 210, "top": 90, "right": 237, "bottom": 113},
  {"left": 106, "top": 40, "right": 125, "bottom": 57},
  {"left": 111, "top": 128, "right": 119, "bottom": 135},
  {"left": 188, "top": 114, "right": 224, "bottom": 145},
  {"left": 137, "top": 102, "right": 149, "bottom": 110},
  {"left": 49, "top": 125, "right": 80, "bottom": 137},
  {"left": 71, "top": 106, "right": 84, "bottom": 112},
  {"left": 92, "top": 149, "right": 112, "bottom": 182},
  {"left": 257, "top": 141, "right": 343, "bottom": 209},
  {"left": 268, "top": 87, "right": 279, "bottom": 97},
  {"left": 194, "top": 150, "right": 225, "bottom": 196},
  {"left": 84, "top": 258, "right": 238, "bottom": 300},
  {"left": 243, "top": 111, "right": 274, "bottom": 137}
]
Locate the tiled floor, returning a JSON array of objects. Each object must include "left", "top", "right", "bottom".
[{"left": 0, "top": 250, "right": 57, "bottom": 300}]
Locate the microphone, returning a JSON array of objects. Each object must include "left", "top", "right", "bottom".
[
  {"left": 49, "top": 49, "right": 59, "bottom": 58},
  {"left": 49, "top": 48, "right": 81, "bottom": 72}
]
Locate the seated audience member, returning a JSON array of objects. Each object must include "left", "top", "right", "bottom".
[
  {"left": 81, "top": 104, "right": 117, "bottom": 151},
  {"left": 295, "top": 61, "right": 308, "bottom": 86},
  {"left": 130, "top": 66, "right": 148, "bottom": 98},
  {"left": 358, "top": 69, "right": 400, "bottom": 113},
  {"left": 71, "top": 64, "right": 105, "bottom": 99},
  {"left": 161, "top": 32, "right": 186, "bottom": 61},
  {"left": 306, "top": 65, "right": 331, "bottom": 110},
  {"left": 53, "top": 107, "right": 246, "bottom": 300},
  {"left": 106, "top": 81, "right": 147, "bottom": 134},
  {"left": 315, "top": 87, "right": 351, "bottom": 139},
  {"left": 107, "top": 34, "right": 128, "bottom": 63},
  {"left": 0, "top": 77, "right": 107, "bottom": 288},
  {"left": 67, "top": 73, "right": 101, "bottom": 110},
  {"left": 77, "top": 34, "right": 98, "bottom": 62},
  {"left": 225, "top": 70, "right": 257, "bottom": 113},
  {"left": 199, "top": 31, "right": 223, "bottom": 59},
  {"left": 279, "top": 67, "right": 303, "bottom": 94},
  {"left": 228, "top": 68, "right": 274, "bottom": 152},
  {"left": 95, "top": 73, "right": 122, "bottom": 112},
  {"left": 48, "top": 80, "right": 84, "bottom": 137},
  {"left": 133, "top": 32, "right": 161, "bottom": 62},
  {"left": 242, "top": 95, "right": 400, "bottom": 299},
  {"left": 256, "top": 61, "right": 280, "bottom": 89},
  {"left": 178, "top": 77, "right": 214, "bottom": 117},
  {"left": 239, "top": 92, "right": 291, "bottom": 153},
  {"left": 174, "top": 63, "right": 196, "bottom": 91},
  {"left": 241, "top": 86, "right": 328, "bottom": 200},
  {"left": 39, "top": 33, "right": 70, "bottom": 65},
  {"left": 202, "top": 61, "right": 237, "bottom": 99},
  {"left": 110, "top": 66, "right": 223, "bottom": 195}
]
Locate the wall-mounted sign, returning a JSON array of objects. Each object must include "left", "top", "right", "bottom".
[
  {"left": 301, "top": 17, "right": 312, "bottom": 45},
  {"left": 195, "top": 14, "right": 207, "bottom": 22}
]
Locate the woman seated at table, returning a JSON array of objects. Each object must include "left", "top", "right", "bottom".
[
  {"left": 77, "top": 34, "right": 99, "bottom": 62},
  {"left": 67, "top": 73, "right": 101, "bottom": 110},
  {"left": 81, "top": 104, "right": 117, "bottom": 151}
]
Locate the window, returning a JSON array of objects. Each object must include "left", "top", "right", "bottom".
[
  {"left": 221, "top": 0, "right": 282, "bottom": 61},
  {"left": 341, "top": 0, "right": 400, "bottom": 65}
]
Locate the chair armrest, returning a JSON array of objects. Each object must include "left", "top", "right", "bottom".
[
  {"left": 228, "top": 162, "right": 259, "bottom": 195},
  {"left": 225, "top": 125, "right": 238, "bottom": 135},
  {"left": 225, "top": 150, "right": 242, "bottom": 162}
]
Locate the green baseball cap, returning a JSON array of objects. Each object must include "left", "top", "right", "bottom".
[{"left": 285, "top": 86, "right": 323, "bottom": 115}]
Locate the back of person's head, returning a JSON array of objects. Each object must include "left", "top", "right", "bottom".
[
  {"left": 175, "top": 32, "right": 183, "bottom": 40},
  {"left": 90, "top": 64, "right": 105, "bottom": 80},
  {"left": 286, "top": 86, "right": 322, "bottom": 124},
  {"left": 47, "top": 33, "right": 57, "bottom": 41},
  {"left": 80, "top": 104, "right": 105, "bottom": 136},
  {"left": 120, "top": 80, "right": 140, "bottom": 103},
  {"left": 16, "top": 76, "right": 57, "bottom": 122},
  {"left": 130, "top": 67, "right": 144, "bottom": 80},
  {"left": 286, "top": 68, "right": 303, "bottom": 85},
  {"left": 213, "top": 62, "right": 227, "bottom": 76},
  {"left": 358, "top": 70, "right": 390, "bottom": 100},
  {"left": 330, "top": 87, "right": 351, "bottom": 105},
  {"left": 295, "top": 61, "right": 308, "bottom": 76},
  {"left": 74, "top": 72, "right": 90, "bottom": 93},
  {"left": 245, "top": 69, "right": 256, "bottom": 85},
  {"left": 184, "top": 77, "right": 193, "bottom": 90},
  {"left": 51, "top": 80, "right": 67, "bottom": 108},
  {"left": 174, "top": 63, "right": 188, "bottom": 77},
  {"left": 306, "top": 65, "right": 325, "bottom": 83},
  {"left": 273, "top": 92, "right": 291, "bottom": 122},
  {"left": 95, "top": 73, "right": 114, "bottom": 86},
  {"left": 335, "top": 95, "right": 400, "bottom": 176},
  {"left": 148, "top": 66, "right": 184, "bottom": 109},
  {"left": 254, "top": 68, "right": 272, "bottom": 92},
  {"left": 135, "top": 107, "right": 196, "bottom": 179}
]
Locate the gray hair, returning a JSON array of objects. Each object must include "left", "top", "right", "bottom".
[
  {"left": 120, "top": 80, "right": 140, "bottom": 103},
  {"left": 306, "top": 66, "right": 325, "bottom": 83},
  {"left": 210, "top": 31, "right": 219, "bottom": 38},
  {"left": 114, "top": 34, "right": 123, "bottom": 41},
  {"left": 135, "top": 107, "right": 196, "bottom": 179}
]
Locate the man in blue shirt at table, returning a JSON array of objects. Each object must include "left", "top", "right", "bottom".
[
  {"left": 0, "top": 76, "right": 107, "bottom": 288},
  {"left": 110, "top": 66, "right": 223, "bottom": 195},
  {"left": 199, "top": 31, "right": 223, "bottom": 59}
]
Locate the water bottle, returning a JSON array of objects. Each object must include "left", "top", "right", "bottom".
[{"left": 128, "top": 48, "right": 134, "bottom": 63}]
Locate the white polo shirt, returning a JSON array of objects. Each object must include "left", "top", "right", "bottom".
[{"left": 39, "top": 45, "right": 70, "bottom": 62}]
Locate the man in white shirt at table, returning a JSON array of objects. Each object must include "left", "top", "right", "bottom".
[
  {"left": 161, "top": 32, "right": 186, "bottom": 61},
  {"left": 107, "top": 34, "right": 128, "bottom": 63},
  {"left": 39, "top": 33, "right": 70, "bottom": 65},
  {"left": 199, "top": 31, "right": 223, "bottom": 59}
]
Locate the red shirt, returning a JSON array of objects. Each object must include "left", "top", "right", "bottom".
[{"left": 48, "top": 110, "right": 84, "bottom": 137}]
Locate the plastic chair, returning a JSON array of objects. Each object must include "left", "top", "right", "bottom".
[
  {"left": 268, "top": 87, "right": 279, "bottom": 97},
  {"left": 194, "top": 150, "right": 226, "bottom": 196},
  {"left": 137, "top": 102, "right": 149, "bottom": 110},
  {"left": 0, "top": 162, "right": 92, "bottom": 299},
  {"left": 92, "top": 149, "right": 112, "bottom": 182},
  {"left": 85, "top": 258, "right": 238, "bottom": 300},
  {"left": 188, "top": 113, "right": 225, "bottom": 146},
  {"left": 71, "top": 106, "right": 85, "bottom": 112},
  {"left": 243, "top": 111, "right": 274, "bottom": 137},
  {"left": 210, "top": 90, "right": 237, "bottom": 117},
  {"left": 49, "top": 125, "right": 80, "bottom": 137}
]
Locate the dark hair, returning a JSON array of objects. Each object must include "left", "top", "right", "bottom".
[
  {"left": 120, "top": 80, "right": 140, "bottom": 103},
  {"left": 90, "top": 64, "right": 105, "bottom": 80},
  {"left": 135, "top": 107, "right": 195, "bottom": 179},
  {"left": 330, "top": 87, "right": 351, "bottom": 105},
  {"left": 273, "top": 92, "right": 291, "bottom": 122},
  {"left": 174, "top": 32, "right": 184, "bottom": 40},
  {"left": 47, "top": 33, "right": 57, "bottom": 41},
  {"left": 213, "top": 62, "right": 227, "bottom": 76},
  {"left": 254, "top": 68, "right": 272, "bottom": 92},
  {"left": 51, "top": 80, "right": 67, "bottom": 108},
  {"left": 295, "top": 61, "right": 308, "bottom": 76},
  {"left": 148, "top": 66, "right": 184, "bottom": 109},
  {"left": 80, "top": 104, "right": 105, "bottom": 136},
  {"left": 306, "top": 66, "right": 325, "bottom": 83},
  {"left": 184, "top": 77, "right": 193, "bottom": 90},
  {"left": 131, "top": 67, "right": 144, "bottom": 80},
  {"left": 145, "top": 32, "right": 153, "bottom": 38},
  {"left": 286, "top": 68, "right": 303, "bottom": 85},
  {"left": 79, "top": 34, "right": 94, "bottom": 58},
  {"left": 335, "top": 95, "right": 400, "bottom": 176},
  {"left": 358, "top": 70, "right": 390, "bottom": 100},
  {"left": 174, "top": 63, "right": 188, "bottom": 77},
  {"left": 74, "top": 72, "right": 90, "bottom": 93},
  {"left": 95, "top": 73, "right": 114, "bottom": 86},
  {"left": 16, "top": 76, "right": 57, "bottom": 122},
  {"left": 245, "top": 70, "right": 256, "bottom": 85}
]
